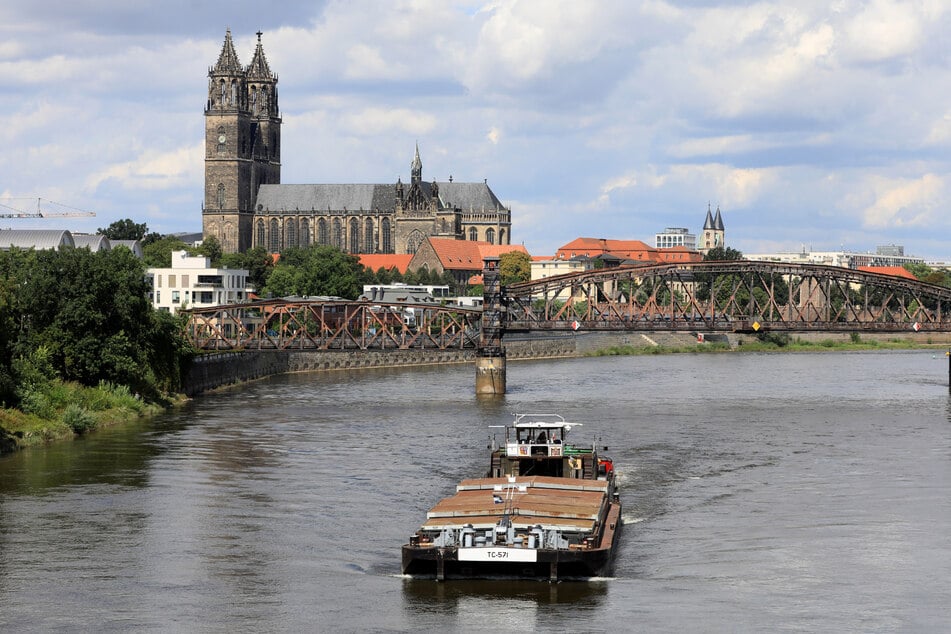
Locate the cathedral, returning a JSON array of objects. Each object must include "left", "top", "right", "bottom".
[{"left": 202, "top": 30, "right": 512, "bottom": 255}]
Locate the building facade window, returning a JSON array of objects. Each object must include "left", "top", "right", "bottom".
[
  {"left": 364, "top": 219, "right": 374, "bottom": 253},
  {"left": 332, "top": 219, "right": 342, "bottom": 249},
  {"left": 301, "top": 219, "right": 310, "bottom": 247},
  {"left": 468, "top": 227, "right": 478, "bottom": 241},
  {"left": 318, "top": 218, "right": 328, "bottom": 245},
  {"left": 349, "top": 219, "right": 360, "bottom": 253},
  {"left": 269, "top": 218, "right": 280, "bottom": 252},
  {"left": 486, "top": 228, "right": 495, "bottom": 245},
  {"left": 286, "top": 218, "right": 297, "bottom": 248},
  {"left": 382, "top": 218, "right": 392, "bottom": 253},
  {"left": 217, "top": 184, "right": 225, "bottom": 209}
]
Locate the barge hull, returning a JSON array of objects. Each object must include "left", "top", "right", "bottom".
[{"left": 402, "top": 501, "right": 621, "bottom": 581}]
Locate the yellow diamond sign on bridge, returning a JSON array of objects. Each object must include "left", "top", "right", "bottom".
[{"left": 752, "top": 321, "right": 761, "bottom": 331}]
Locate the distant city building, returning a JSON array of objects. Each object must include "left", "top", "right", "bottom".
[
  {"left": 147, "top": 250, "right": 252, "bottom": 314},
  {"left": 530, "top": 257, "right": 593, "bottom": 301},
  {"left": 0, "top": 229, "right": 142, "bottom": 257},
  {"left": 202, "top": 29, "right": 511, "bottom": 255},
  {"left": 656, "top": 227, "right": 696, "bottom": 250},
  {"left": 407, "top": 238, "right": 528, "bottom": 288},
  {"left": 554, "top": 238, "right": 701, "bottom": 264},
  {"left": 71, "top": 234, "right": 111, "bottom": 252},
  {"left": 0, "top": 229, "right": 75, "bottom": 251},
  {"left": 876, "top": 244, "right": 904, "bottom": 257},
  {"left": 744, "top": 248, "right": 924, "bottom": 269}
]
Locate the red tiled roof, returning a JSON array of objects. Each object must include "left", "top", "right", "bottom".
[
  {"left": 358, "top": 253, "right": 413, "bottom": 273},
  {"left": 554, "top": 236, "right": 701, "bottom": 263},
  {"left": 858, "top": 266, "right": 918, "bottom": 280},
  {"left": 426, "top": 239, "right": 529, "bottom": 271}
]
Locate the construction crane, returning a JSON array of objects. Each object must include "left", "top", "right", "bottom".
[{"left": 0, "top": 198, "right": 96, "bottom": 218}]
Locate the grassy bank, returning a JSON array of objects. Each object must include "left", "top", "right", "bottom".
[
  {"left": 589, "top": 334, "right": 949, "bottom": 357},
  {"left": 0, "top": 379, "right": 178, "bottom": 454}
]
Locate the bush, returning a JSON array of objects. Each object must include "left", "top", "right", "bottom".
[
  {"left": 757, "top": 332, "right": 789, "bottom": 347},
  {"left": 19, "top": 389, "right": 55, "bottom": 419},
  {"left": 61, "top": 404, "right": 95, "bottom": 434}
]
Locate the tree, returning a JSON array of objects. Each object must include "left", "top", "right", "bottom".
[
  {"left": 221, "top": 246, "right": 275, "bottom": 291},
  {"left": 10, "top": 247, "right": 190, "bottom": 398},
  {"left": 98, "top": 218, "right": 149, "bottom": 241},
  {"left": 143, "top": 236, "right": 190, "bottom": 268},
  {"left": 262, "top": 245, "right": 368, "bottom": 299},
  {"left": 192, "top": 235, "right": 222, "bottom": 266},
  {"left": 499, "top": 251, "right": 531, "bottom": 286},
  {"left": 703, "top": 246, "right": 744, "bottom": 261}
]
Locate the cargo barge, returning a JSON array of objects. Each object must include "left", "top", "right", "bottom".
[{"left": 401, "top": 414, "right": 621, "bottom": 581}]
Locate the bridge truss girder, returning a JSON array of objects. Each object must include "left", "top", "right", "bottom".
[
  {"left": 503, "top": 261, "right": 951, "bottom": 333},
  {"left": 184, "top": 299, "right": 482, "bottom": 351}
]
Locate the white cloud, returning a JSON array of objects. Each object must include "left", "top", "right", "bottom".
[
  {"left": 861, "top": 173, "right": 946, "bottom": 229},
  {"left": 86, "top": 143, "right": 203, "bottom": 192},
  {"left": 338, "top": 108, "right": 437, "bottom": 137}
]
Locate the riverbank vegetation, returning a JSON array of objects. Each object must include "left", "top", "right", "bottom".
[
  {"left": 0, "top": 246, "right": 193, "bottom": 453},
  {"left": 589, "top": 332, "right": 946, "bottom": 357}
]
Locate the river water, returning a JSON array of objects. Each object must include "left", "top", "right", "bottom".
[{"left": 1, "top": 351, "right": 949, "bottom": 632}]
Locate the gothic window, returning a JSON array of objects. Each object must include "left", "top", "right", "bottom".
[
  {"left": 301, "top": 219, "right": 310, "bottom": 247},
  {"left": 261, "top": 87, "right": 268, "bottom": 115},
  {"left": 332, "top": 219, "right": 343, "bottom": 249},
  {"left": 468, "top": 227, "right": 478, "bottom": 241},
  {"left": 251, "top": 87, "right": 258, "bottom": 115},
  {"left": 219, "top": 80, "right": 226, "bottom": 105},
  {"left": 286, "top": 218, "right": 297, "bottom": 248},
  {"left": 349, "top": 219, "right": 360, "bottom": 253},
  {"left": 407, "top": 230, "right": 425, "bottom": 254},
  {"left": 364, "top": 219, "right": 374, "bottom": 253},
  {"left": 269, "top": 218, "right": 280, "bottom": 253},
  {"left": 382, "top": 218, "right": 392, "bottom": 253},
  {"left": 256, "top": 220, "right": 265, "bottom": 248},
  {"left": 216, "top": 184, "right": 225, "bottom": 209},
  {"left": 231, "top": 81, "right": 237, "bottom": 106},
  {"left": 318, "top": 218, "right": 328, "bottom": 245},
  {"left": 499, "top": 228, "right": 506, "bottom": 245},
  {"left": 486, "top": 228, "right": 495, "bottom": 245}
]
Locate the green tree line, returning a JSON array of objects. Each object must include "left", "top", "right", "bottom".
[{"left": 0, "top": 246, "right": 193, "bottom": 429}]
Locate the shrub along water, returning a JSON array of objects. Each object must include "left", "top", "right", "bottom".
[{"left": 0, "top": 246, "right": 193, "bottom": 452}]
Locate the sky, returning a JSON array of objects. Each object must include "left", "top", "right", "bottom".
[{"left": 2, "top": 0, "right": 951, "bottom": 260}]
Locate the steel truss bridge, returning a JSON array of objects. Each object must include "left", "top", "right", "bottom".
[
  {"left": 183, "top": 261, "right": 951, "bottom": 351},
  {"left": 503, "top": 260, "right": 951, "bottom": 334},
  {"left": 185, "top": 298, "right": 482, "bottom": 351}
]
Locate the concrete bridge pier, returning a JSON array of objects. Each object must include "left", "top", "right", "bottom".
[
  {"left": 477, "top": 256, "right": 506, "bottom": 395},
  {"left": 475, "top": 351, "right": 506, "bottom": 395}
]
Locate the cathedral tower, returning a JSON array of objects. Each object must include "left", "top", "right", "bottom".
[{"left": 203, "top": 30, "right": 281, "bottom": 253}]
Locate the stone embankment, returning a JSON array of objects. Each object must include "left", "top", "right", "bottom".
[{"left": 183, "top": 330, "right": 951, "bottom": 395}]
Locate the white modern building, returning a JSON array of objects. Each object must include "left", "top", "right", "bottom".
[
  {"left": 744, "top": 246, "right": 924, "bottom": 269},
  {"left": 655, "top": 227, "right": 697, "bottom": 250},
  {"left": 147, "top": 251, "right": 252, "bottom": 314}
]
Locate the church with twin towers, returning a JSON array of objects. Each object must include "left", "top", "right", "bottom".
[{"left": 202, "top": 29, "right": 512, "bottom": 255}]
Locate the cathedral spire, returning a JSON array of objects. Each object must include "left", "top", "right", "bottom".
[
  {"left": 713, "top": 205, "right": 724, "bottom": 231},
  {"left": 212, "top": 28, "right": 243, "bottom": 74},
  {"left": 247, "top": 31, "right": 274, "bottom": 80},
  {"left": 411, "top": 143, "right": 422, "bottom": 184}
]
